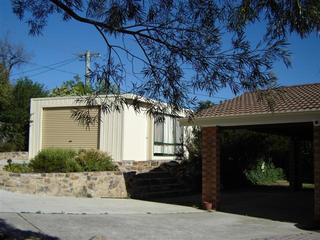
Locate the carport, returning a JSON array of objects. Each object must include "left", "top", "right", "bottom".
[{"left": 180, "top": 83, "right": 320, "bottom": 223}]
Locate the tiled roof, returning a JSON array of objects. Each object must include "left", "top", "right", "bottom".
[{"left": 196, "top": 83, "right": 320, "bottom": 118}]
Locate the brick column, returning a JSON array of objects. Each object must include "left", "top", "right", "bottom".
[
  {"left": 314, "top": 126, "right": 320, "bottom": 223},
  {"left": 202, "top": 127, "right": 220, "bottom": 210}
]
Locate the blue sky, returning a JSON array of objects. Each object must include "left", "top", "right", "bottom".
[{"left": 1, "top": 1, "right": 319, "bottom": 103}]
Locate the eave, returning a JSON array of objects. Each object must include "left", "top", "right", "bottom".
[{"left": 179, "top": 110, "right": 320, "bottom": 127}]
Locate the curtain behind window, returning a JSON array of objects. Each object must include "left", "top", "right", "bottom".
[{"left": 154, "top": 115, "right": 183, "bottom": 156}]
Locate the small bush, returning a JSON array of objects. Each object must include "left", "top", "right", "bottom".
[
  {"left": 75, "top": 149, "right": 117, "bottom": 171},
  {"left": 29, "top": 148, "right": 80, "bottom": 173},
  {"left": 4, "top": 148, "right": 117, "bottom": 173},
  {"left": 4, "top": 163, "right": 31, "bottom": 173},
  {"left": 244, "top": 160, "right": 285, "bottom": 185}
]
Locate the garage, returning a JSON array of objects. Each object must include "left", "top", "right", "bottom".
[{"left": 41, "top": 107, "right": 100, "bottom": 150}]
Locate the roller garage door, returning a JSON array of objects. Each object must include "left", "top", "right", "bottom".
[{"left": 42, "top": 107, "right": 100, "bottom": 150}]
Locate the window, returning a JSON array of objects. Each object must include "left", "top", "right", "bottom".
[{"left": 153, "top": 115, "right": 183, "bottom": 156}]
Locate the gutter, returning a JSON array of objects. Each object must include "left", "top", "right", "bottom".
[{"left": 179, "top": 110, "right": 320, "bottom": 127}]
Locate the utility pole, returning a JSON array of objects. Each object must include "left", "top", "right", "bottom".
[{"left": 78, "top": 50, "right": 100, "bottom": 86}]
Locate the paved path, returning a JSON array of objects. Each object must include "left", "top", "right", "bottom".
[{"left": 0, "top": 190, "right": 319, "bottom": 240}]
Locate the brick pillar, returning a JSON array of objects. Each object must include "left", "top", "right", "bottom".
[
  {"left": 314, "top": 126, "right": 320, "bottom": 223},
  {"left": 202, "top": 127, "right": 220, "bottom": 210}
]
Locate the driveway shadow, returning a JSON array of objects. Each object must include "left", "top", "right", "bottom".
[
  {"left": 219, "top": 186, "right": 314, "bottom": 226},
  {"left": 142, "top": 185, "right": 319, "bottom": 230},
  {"left": 0, "top": 218, "right": 59, "bottom": 240}
]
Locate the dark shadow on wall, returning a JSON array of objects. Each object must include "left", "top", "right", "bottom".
[
  {"left": 122, "top": 160, "right": 201, "bottom": 200},
  {"left": 0, "top": 218, "right": 59, "bottom": 240}
]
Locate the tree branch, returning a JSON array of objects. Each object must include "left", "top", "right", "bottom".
[{"left": 49, "top": 0, "right": 183, "bottom": 54}]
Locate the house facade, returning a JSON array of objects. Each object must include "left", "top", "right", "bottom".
[{"left": 28, "top": 95, "right": 186, "bottom": 162}]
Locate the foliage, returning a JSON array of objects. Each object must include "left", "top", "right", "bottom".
[
  {"left": 29, "top": 148, "right": 80, "bottom": 173},
  {"left": 0, "top": 35, "right": 29, "bottom": 77},
  {"left": 0, "top": 37, "right": 34, "bottom": 151},
  {"left": 229, "top": 1, "right": 320, "bottom": 39},
  {"left": 0, "top": 66, "right": 13, "bottom": 149},
  {"left": 50, "top": 75, "right": 93, "bottom": 97},
  {"left": 244, "top": 159, "right": 286, "bottom": 185},
  {"left": 0, "top": 64, "right": 11, "bottom": 120},
  {"left": 4, "top": 162, "right": 31, "bottom": 173},
  {"left": 0, "top": 36, "right": 47, "bottom": 151},
  {"left": 14, "top": 148, "right": 118, "bottom": 173},
  {"left": 0, "top": 80, "right": 13, "bottom": 150},
  {"left": 0, "top": 78, "right": 48, "bottom": 151},
  {"left": 75, "top": 149, "right": 117, "bottom": 171},
  {"left": 11, "top": 0, "right": 320, "bottom": 114},
  {"left": 221, "top": 129, "right": 289, "bottom": 165},
  {"left": 50, "top": 75, "right": 120, "bottom": 97},
  {"left": 220, "top": 129, "right": 289, "bottom": 187}
]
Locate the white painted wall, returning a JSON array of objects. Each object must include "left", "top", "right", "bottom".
[
  {"left": 101, "top": 109, "right": 123, "bottom": 161},
  {"left": 121, "top": 106, "right": 149, "bottom": 161},
  {"left": 121, "top": 106, "right": 181, "bottom": 161}
]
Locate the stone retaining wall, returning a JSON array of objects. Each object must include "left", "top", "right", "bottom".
[
  {"left": 0, "top": 170, "right": 128, "bottom": 198},
  {"left": 0, "top": 152, "right": 28, "bottom": 161},
  {"left": 117, "top": 160, "right": 177, "bottom": 172}
]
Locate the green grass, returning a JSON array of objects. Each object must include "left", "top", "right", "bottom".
[{"left": 302, "top": 183, "right": 314, "bottom": 189}]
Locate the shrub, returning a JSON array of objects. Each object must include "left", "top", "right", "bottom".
[
  {"left": 4, "top": 148, "right": 117, "bottom": 173},
  {"left": 29, "top": 148, "right": 81, "bottom": 173},
  {"left": 244, "top": 159, "right": 285, "bottom": 185},
  {"left": 0, "top": 142, "right": 18, "bottom": 152},
  {"left": 4, "top": 162, "right": 31, "bottom": 173},
  {"left": 75, "top": 149, "right": 117, "bottom": 171}
]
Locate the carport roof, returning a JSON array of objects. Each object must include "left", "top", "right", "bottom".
[
  {"left": 180, "top": 83, "right": 320, "bottom": 127},
  {"left": 197, "top": 83, "right": 320, "bottom": 118}
]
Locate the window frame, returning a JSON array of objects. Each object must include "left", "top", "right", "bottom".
[{"left": 153, "top": 114, "right": 183, "bottom": 157}]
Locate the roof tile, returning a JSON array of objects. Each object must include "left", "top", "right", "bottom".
[{"left": 196, "top": 83, "right": 320, "bottom": 118}]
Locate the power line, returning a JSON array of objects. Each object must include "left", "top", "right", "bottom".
[
  {"left": 11, "top": 58, "right": 79, "bottom": 77},
  {"left": 11, "top": 58, "right": 74, "bottom": 76},
  {"left": 10, "top": 57, "right": 229, "bottom": 101},
  {"left": 27, "top": 61, "right": 79, "bottom": 78}
]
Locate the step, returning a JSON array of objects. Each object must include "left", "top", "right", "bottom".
[
  {"left": 133, "top": 177, "right": 178, "bottom": 185},
  {"left": 134, "top": 171, "right": 172, "bottom": 179},
  {"left": 132, "top": 183, "right": 186, "bottom": 192},
  {"left": 132, "top": 189, "right": 193, "bottom": 199}
]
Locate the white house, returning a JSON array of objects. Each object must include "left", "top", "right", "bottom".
[{"left": 28, "top": 94, "right": 186, "bottom": 162}]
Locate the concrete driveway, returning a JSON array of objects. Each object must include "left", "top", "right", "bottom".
[{"left": 0, "top": 190, "right": 319, "bottom": 240}]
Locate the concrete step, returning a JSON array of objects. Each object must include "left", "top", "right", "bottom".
[
  {"left": 133, "top": 188, "right": 193, "bottom": 199},
  {"left": 134, "top": 177, "right": 178, "bottom": 185},
  {"left": 132, "top": 183, "right": 186, "bottom": 192},
  {"left": 134, "top": 171, "right": 172, "bottom": 179}
]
